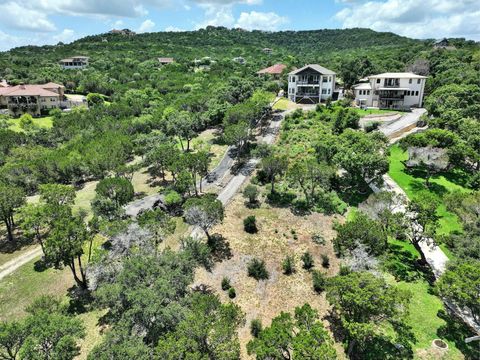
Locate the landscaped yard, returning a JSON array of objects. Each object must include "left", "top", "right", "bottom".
[
  {"left": 7, "top": 116, "right": 53, "bottom": 132},
  {"left": 388, "top": 144, "right": 468, "bottom": 236}
]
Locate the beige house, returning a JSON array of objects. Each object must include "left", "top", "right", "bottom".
[{"left": 0, "top": 83, "right": 65, "bottom": 116}]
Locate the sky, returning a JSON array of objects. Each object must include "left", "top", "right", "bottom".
[{"left": 0, "top": 0, "right": 479, "bottom": 51}]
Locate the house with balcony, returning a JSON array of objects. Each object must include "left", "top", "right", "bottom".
[
  {"left": 287, "top": 64, "right": 336, "bottom": 104},
  {"left": 0, "top": 83, "right": 66, "bottom": 116},
  {"left": 59, "top": 56, "right": 89, "bottom": 69},
  {"left": 353, "top": 72, "right": 427, "bottom": 110}
]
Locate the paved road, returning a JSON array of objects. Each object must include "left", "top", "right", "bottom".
[
  {"left": 0, "top": 246, "right": 43, "bottom": 281},
  {"left": 379, "top": 108, "right": 426, "bottom": 139}
]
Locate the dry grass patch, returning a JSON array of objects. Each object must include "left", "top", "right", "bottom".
[{"left": 193, "top": 193, "right": 344, "bottom": 358}]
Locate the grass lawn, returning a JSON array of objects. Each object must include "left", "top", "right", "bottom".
[
  {"left": 345, "top": 107, "right": 400, "bottom": 117},
  {"left": 0, "top": 256, "right": 73, "bottom": 321},
  {"left": 177, "top": 128, "right": 229, "bottom": 171},
  {"left": 7, "top": 116, "right": 53, "bottom": 132},
  {"left": 388, "top": 145, "right": 467, "bottom": 237},
  {"left": 272, "top": 98, "right": 294, "bottom": 111}
]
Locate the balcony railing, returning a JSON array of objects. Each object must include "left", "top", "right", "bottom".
[
  {"left": 296, "top": 81, "right": 319, "bottom": 85},
  {"left": 296, "top": 93, "right": 320, "bottom": 97}
]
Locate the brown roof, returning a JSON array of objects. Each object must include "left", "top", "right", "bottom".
[
  {"left": 42, "top": 82, "right": 65, "bottom": 89},
  {"left": 158, "top": 57, "right": 174, "bottom": 64},
  {"left": 257, "top": 63, "right": 286, "bottom": 75},
  {"left": 2, "top": 84, "right": 61, "bottom": 97}
]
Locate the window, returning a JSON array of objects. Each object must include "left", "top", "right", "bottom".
[
  {"left": 416, "top": 91, "right": 419, "bottom": 96},
  {"left": 322, "top": 89, "right": 327, "bottom": 94},
  {"left": 417, "top": 79, "right": 421, "bottom": 84},
  {"left": 328, "top": 76, "right": 332, "bottom": 82},
  {"left": 409, "top": 79, "right": 413, "bottom": 84},
  {"left": 376, "top": 79, "right": 381, "bottom": 84},
  {"left": 367, "top": 90, "right": 370, "bottom": 95},
  {"left": 328, "top": 88, "right": 331, "bottom": 94}
]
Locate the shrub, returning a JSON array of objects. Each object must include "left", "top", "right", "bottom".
[
  {"left": 339, "top": 265, "right": 351, "bottom": 276},
  {"left": 247, "top": 258, "right": 269, "bottom": 280},
  {"left": 312, "top": 270, "right": 326, "bottom": 293},
  {"left": 301, "top": 252, "right": 314, "bottom": 270},
  {"left": 221, "top": 277, "right": 231, "bottom": 291},
  {"left": 312, "top": 234, "right": 326, "bottom": 245},
  {"left": 321, "top": 254, "right": 330, "bottom": 268},
  {"left": 250, "top": 319, "right": 263, "bottom": 337},
  {"left": 243, "top": 185, "right": 259, "bottom": 205},
  {"left": 364, "top": 121, "right": 380, "bottom": 133},
  {"left": 228, "top": 287, "right": 236, "bottom": 299},
  {"left": 164, "top": 190, "right": 182, "bottom": 209},
  {"left": 282, "top": 255, "right": 296, "bottom": 275},
  {"left": 244, "top": 215, "right": 258, "bottom": 233}
]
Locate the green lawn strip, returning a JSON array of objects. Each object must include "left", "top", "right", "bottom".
[
  {"left": 7, "top": 116, "right": 53, "bottom": 132},
  {"left": 0, "top": 257, "right": 73, "bottom": 321},
  {"left": 388, "top": 145, "right": 465, "bottom": 237},
  {"left": 272, "top": 98, "right": 289, "bottom": 111},
  {"left": 340, "top": 107, "right": 400, "bottom": 117}
]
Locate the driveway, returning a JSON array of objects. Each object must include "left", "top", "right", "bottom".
[{"left": 379, "top": 108, "right": 426, "bottom": 139}]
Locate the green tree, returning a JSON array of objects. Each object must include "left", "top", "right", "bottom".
[
  {"left": 334, "top": 130, "right": 389, "bottom": 191},
  {"left": 0, "top": 183, "right": 25, "bottom": 242},
  {"left": 247, "top": 304, "right": 337, "bottom": 359},
  {"left": 44, "top": 215, "right": 90, "bottom": 289},
  {"left": 184, "top": 195, "right": 224, "bottom": 241},
  {"left": 408, "top": 192, "right": 440, "bottom": 264},
  {"left": 333, "top": 212, "right": 388, "bottom": 257},
  {"left": 437, "top": 260, "right": 480, "bottom": 326},
  {"left": 138, "top": 209, "right": 176, "bottom": 254},
  {"left": 326, "top": 272, "right": 413, "bottom": 358},
  {"left": 156, "top": 293, "right": 244, "bottom": 359},
  {"left": 92, "top": 177, "right": 134, "bottom": 219},
  {"left": 288, "top": 157, "right": 333, "bottom": 207},
  {"left": 261, "top": 154, "right": 288, "bottom": 194},
  {"left": 39, "top": 183, "right": 76, "bottom": 206},
  {"left": 0, "top": 321, "right": 26, "bottom": 360}
]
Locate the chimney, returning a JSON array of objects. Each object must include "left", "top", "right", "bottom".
[{"left": 19, "top": 83, "right": 26, "bottom": 90}]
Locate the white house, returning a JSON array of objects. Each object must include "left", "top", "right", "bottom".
[
  {"left": 59, "top": 56, "right": 89, "bottom": 69},
  {"left": 287, "top": 64, "right": 336, "bottom": 104},
  {"left": 353, "top": 72, "right": 427, "bottom": 110}
]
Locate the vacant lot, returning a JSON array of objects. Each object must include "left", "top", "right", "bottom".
[{"left": 194, "top": 190, "right": 345, "bottom": 358}]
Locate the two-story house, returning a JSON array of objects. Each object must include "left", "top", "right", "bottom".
[
  {"left": 287, "top": 64, "right": 336, "bottom": 104},
  {"left": 0, "top": 83, "right": 65, "bottom": 116},
  {"left": 59, "top": 56, "right": 89, "bottom": 69},
  {"left": 353, "top": 72, "right": 427, "bottom": 110}
]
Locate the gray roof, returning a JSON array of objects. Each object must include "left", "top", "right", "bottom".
[{"left": 289, "top": 64, "right": 336, "bottom": 76}]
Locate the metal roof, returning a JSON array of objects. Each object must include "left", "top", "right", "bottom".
[{"left": 289, "top": 64, "right": 336, "bottom": 76}]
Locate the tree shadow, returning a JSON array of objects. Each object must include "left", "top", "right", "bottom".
[
  {"left": 33, "top": 258, "right": 49, "bottom": 272},
  {"left": 337, "top": 188, "right": 372, "bottom": 207},
  {"left": 436, "top": 309, "right": 480, "bottom": 360},
  {"left": 409, "top": 180, "right": 448, "bottom": 198},
  {"left": 266, "top": 191, "right": 296, "bottom": 208},
  {"left": 208, "top": 233, "right": 233, "bottom": 263},
  {"left": 66, "top": 285, "right": 94, "bottom": 315},
  {"left": 438, "top": 169, "right": 472, "bottom": 188},
  {"left": 383, "top": 243, "right": 436, "bottom": 284},
  {"left": 0, "top": 232, "right": 36, "bottom": 254}
]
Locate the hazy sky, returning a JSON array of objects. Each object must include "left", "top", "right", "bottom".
[{"left": 0, "top": 0, "right": 479, "bottom": 50}]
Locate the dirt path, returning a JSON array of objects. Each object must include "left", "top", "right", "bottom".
[{"left": 0, "top": 246, "right": 43, "bottom": 281}]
